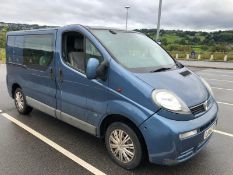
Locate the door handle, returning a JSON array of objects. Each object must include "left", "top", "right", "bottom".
[
  {"left": 50, "top": 67, "right": 54, "bottom": 80},
  {"left": 59, "top": 68, "right": 63, "bottom": 82}
]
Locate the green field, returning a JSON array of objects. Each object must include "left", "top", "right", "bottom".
[{"left": 137, "top": 29, "right": 233, "bottom": 57}]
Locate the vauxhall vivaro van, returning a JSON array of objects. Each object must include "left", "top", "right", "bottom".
[{"left": 6, "top": 25, "right": 218, "bottom": 169}]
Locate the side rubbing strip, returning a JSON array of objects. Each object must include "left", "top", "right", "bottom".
[
  {"left": 26, "top": 96, "right": 55, "bottom": 117},
  {"left": 58, "top": 112, "right": 97, "bottom": 136},
  {"left": 26, "top": 96, "right": 97, "bottom": 136}
]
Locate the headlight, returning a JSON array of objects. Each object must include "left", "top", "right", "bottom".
[
  {"left": 152, "top": 90, "right": 191, "bottom": 114},
  {"left": 200, "top": 77, "right": 214, "bottom": 97}
]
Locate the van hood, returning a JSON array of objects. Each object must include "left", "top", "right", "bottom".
[{"left": 134, "top": 68, "right": 208, "bottom": 107}]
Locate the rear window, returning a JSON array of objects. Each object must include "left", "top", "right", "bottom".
[{"left": 23, "top": 34, "right": 54, "bottom": 71}]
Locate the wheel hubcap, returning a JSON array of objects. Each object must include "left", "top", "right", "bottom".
[
  {"left": 109, "top": 129, "right": 135, "bottom": 163},
  {"left": 15, "top": 92, "right": 24, "bottom": 110}
]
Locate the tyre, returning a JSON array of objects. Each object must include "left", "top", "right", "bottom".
[
  {"left": 14, "top": 88, "right": 33, "bottom": 114},
  {"left": 105, "top": 122, "right": 143, "bottom": 170}
]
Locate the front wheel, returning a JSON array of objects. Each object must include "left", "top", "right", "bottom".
[
  {"left": 14, "top": 88, "right": 33, "bottom": 115},
  {"left": 105, "top": 122, "right": 143, "bottom": 170}
]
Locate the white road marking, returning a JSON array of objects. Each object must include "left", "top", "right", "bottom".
[
  {"left": 1, "top": 113, "right": 106, "bottom": 175},
  {"left": 1, "top": 111, "right": 233, "bottom": 171},
  {"left": 214, "top": 130, "right": 233, "bottom": 138},
  {"left": 217, "top": 101, "right": 233, "bottom": 106},
  {"left": 199, "top": 72, "right": 233, "bottom": 78},
  {"left": 206, "top": 78, "right": 233, "bottom": 83},
  {"left": 0, "top": 110, "right": 2, "bottom": 113},
  {"left": 212, "top": 87, "right": 233, "bottom": 91}
]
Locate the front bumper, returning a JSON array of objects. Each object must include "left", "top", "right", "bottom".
[{"left": 139, "top": 101, "right": 218, "bottom": 165}]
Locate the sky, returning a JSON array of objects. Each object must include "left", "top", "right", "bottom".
[{"left": 0, "top": 0, "right": 233, "bottom": 31}]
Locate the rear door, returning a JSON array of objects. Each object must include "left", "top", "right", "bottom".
[{"left": 22, "top": 31, "right": 57, "bottom": 116}]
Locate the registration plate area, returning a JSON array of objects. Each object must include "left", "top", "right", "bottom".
[
  {"left": 180, "top": 120, "right": 217, "bottom": 153},
  {"left": 204, "top": 122, "right": 216, "bottom": 140}
]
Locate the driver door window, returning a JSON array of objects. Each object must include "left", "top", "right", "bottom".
[
  {"left": 85, "top": 39, "right": 103, "bottom": 64},
  {"left": 62, "top": 32, "right": 103, "bottom": 74}
]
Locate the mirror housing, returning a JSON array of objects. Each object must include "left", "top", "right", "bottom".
[
  {"left": 157, "top": 41, "right": 162, "bottom": 45},
  {"left": 86, "top": 58, "right": 100, "bottom": 80},
  {"left": 86, "top": 58, "right": 109, "bottom": 81},
  {"left": 175, "top": 60, "right": 184, "bottom": 68}
]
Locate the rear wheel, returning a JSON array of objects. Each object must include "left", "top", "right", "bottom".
[
  {"left": 14, "top": 88, "right": 33, "bottom": 114},
  {"left": 105, "top": 122, "right": 143, "bottom": 170}
]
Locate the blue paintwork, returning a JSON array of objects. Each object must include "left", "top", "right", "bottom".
[
  {"left": 135, "top": 67, "right": 208, "bottom": 107},
  {"left": 6, "top": 24, "right": 218, "bottom": 165},
  {"left": 139, "top": 102, "right": 218, "bottom": 165},
  {"left": 6, "top": 29, "right": 57, "bottom": 111}
]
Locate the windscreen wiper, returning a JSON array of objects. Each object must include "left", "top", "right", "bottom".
[{"left": 150, "top": 67, "right": 172, "bottom": 73}]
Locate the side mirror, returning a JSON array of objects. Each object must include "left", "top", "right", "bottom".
[
  {"left": 175, "top": 60, "right": 184, "bottom": 68},
  {"left": 86, "top": 58, "right": 100, "bottom": 80},
  {"left": 96, "top": 60, "right": 109, "bottom": 81}
]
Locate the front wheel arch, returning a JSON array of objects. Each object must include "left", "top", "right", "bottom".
[
  {"left": 100, "top": 114, "right": 149, "bottom": 161},
  {"left": 12, "top": 83, "right": 21, "bottom": 98}
]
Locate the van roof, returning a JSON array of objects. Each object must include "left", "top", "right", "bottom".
[
  {"left": 7, "top": 24, "right": 134, "bottom": 36},
  {"left": 7, "top": 27, "right": 58, "bottom": 35}
]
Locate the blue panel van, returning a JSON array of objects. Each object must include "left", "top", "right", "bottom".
[{"left": 6, "top": 25, "right": 218, "bottom": 169}]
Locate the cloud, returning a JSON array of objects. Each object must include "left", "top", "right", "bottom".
[{"left": 0, "top": 0, "right": 233, "bottom": 30}]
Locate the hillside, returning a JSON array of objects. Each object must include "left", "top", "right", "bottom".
[
  {"left": 136, "top": 29, "right": 233, "bottom": 53},
  {"left": 0, "top": 22, "right": 54, "bottom": 31}
]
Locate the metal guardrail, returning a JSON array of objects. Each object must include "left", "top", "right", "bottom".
[{"left": 168, "top": 51, "right": 233, "bottom": 62}]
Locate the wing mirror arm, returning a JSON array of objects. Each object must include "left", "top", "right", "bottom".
[
  {"left": 96, "top": 60, "right": 109, "bottom": 81},
  {"left": 86, "top": 58, "right": 108, "bottom": 81}
]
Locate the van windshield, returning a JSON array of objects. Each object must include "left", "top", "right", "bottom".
[{"left": 91, "top": 29, "right": 176, "bottom": 72}]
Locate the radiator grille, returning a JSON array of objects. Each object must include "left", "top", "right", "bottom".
[
  {"left": 190, "top": 104, "right": 206, "bottom": 115},
  {"left": 190, "top": 97, "right": 212, "bottom": 116}
]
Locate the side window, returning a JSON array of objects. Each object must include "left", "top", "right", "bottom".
[
  {"left": 62, "top": 32, "right": 85, "bottom": 73},
  {"left": 23, "top": 34, "right": 54, "bottom": 70},
  {"left": 7, "top": 35, "right": 24, "bottom": 64},
  {"left": 7, "top": 36, "right": 15, "bottom": 63},
  {"left": 62, "top": 32, "right": 104, "bottom": 74},
  {"left": 14, "top": 36, "right": 24, "bottom": 64},
  {"left": 85, "top": 39, "right": 103, "bottom": 64}
]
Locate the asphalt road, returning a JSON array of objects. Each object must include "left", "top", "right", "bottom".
[{"left": 0, "top": 64, "right": 233, "bottom": 175}]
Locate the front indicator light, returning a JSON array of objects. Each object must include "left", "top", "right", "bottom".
[{"left": 179, "top": 130, "right": 197, "bottom": 140}]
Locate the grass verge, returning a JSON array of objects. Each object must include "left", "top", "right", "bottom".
[{"left": 0, "top": 48, "right": 6, "bottom": 64}]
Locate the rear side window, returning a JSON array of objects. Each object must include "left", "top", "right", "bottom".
[
  {"left": 7, "top": 35, "right": 24, "bottom": 64},
  {"left": 23, "top": 34, "right": 54, "bottom": 70},
  {"left": 14, "top": 36, "right": 24, "bottom": 64},
  {"left": 7, "top": 36, "right": 15, "bottom": 63}
]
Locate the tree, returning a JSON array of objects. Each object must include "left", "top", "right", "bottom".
[
  {"left": 0, "top": 25, "right": 9, "bottom": 48},
  {"left": 210, "top": 44, "right": 230, "bottom": 52},
  {"left": 178, "top": 38, "right": 187, "bottom": 45},
  {"left": 161, "top": 38, "right": 168, "bottom": 45}
]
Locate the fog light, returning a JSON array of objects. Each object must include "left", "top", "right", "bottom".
[{"left": 179, "top": 130, "right": 197, "bottom": 139}]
